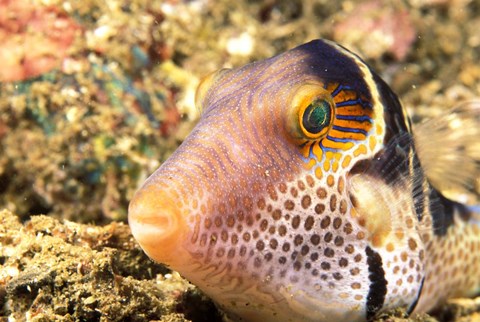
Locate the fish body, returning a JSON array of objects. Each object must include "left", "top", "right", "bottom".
[{"left": 128, "top": 39, "right": 480, "bottom": 321}]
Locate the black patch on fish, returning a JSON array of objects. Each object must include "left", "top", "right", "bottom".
[
  {"left": 371, "top": 72, "right": 410, "bottom": 143},
  {"left": 407, "top": 276, "right": 425, "bottom": 315},
  {"left": 371, "top": 69, "right": 431, "bottom": 224},
  {"left": 363, "top": 71, "right": 457, "bottom": 235},
  {"left": 296, "top": 40, "right": 373, "bottom": 103},
  {"left": 429, "top": 188, "right": 455, "bottom": 236},
  {"left": 350, "top": 130, "right": 412, "bottom": 188},
  {"left": 365, "top": 246, "right": 387, "bottom": 320}
]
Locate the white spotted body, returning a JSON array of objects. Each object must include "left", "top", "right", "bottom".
[{"left": 129, "top": 39, "right": 480, "bottom": 321}]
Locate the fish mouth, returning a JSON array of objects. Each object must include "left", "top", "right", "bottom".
[{"left": 128, "top": 186, "right": 188, "bottom": 266}]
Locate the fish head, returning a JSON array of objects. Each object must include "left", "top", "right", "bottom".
[{"left": 128, "top": 39, "right": 425, "bottom": 321}]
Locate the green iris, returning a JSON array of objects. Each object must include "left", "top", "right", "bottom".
[{"left": 302, "top": 99, "right": 332, "bottom": 134}]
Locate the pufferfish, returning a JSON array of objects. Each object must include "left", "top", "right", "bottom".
[{"left": 128, "top": 39, "right": 480, "bottom": 321}]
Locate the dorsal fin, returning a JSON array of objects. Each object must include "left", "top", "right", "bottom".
[{"left": 413, "top": 100, "right": 480, "bottom": 204}]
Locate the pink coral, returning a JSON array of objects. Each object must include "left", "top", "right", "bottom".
[
  {"left": 333, "top": 1, "right": 416, "bottom": 60},
  {"left": 0, "top": 0, "right": 80, "bottom": 82}
]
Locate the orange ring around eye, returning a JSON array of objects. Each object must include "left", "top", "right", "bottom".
[{"left": 288, "top": 83, "right": 335, "bottom": 141}]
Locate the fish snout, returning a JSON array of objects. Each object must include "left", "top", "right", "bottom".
[{"left": 128, "top": 184, "right": 188, "bottom": 266}]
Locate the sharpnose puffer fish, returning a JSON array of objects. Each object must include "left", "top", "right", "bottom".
[{"left": 128, "top": 39, "right": 480, "bottom": 321}]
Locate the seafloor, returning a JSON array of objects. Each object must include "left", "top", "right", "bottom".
[{"left": 0, "top": 0, "right": 479, "bottom": 321}]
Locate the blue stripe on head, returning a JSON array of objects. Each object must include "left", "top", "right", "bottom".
[
  {"left": 326, "top": 135, "right": 354, "bottom": 143},
  {"left": 332, "top": 125, "right": 368, "bottom": 135},
  {"left": 336, "top": 115, "right": 372, "bottom": 122}
]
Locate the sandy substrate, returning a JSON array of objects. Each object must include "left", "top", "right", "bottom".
[{"left": 1, "top": 209, "right": 479, "bottom": 321}]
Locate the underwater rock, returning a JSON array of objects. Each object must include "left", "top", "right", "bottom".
[{"left": 0, "top": 209, "right": 222, "bottom": 321}]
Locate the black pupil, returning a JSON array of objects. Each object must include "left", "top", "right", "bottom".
[{"left": 302, "top": 99, "right": 331, "bottom": 134}]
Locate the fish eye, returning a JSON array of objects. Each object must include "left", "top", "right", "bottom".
[
  {"left": 300, "top": 98, "right": 333, "bottom": 138},
  {"left": 288, "top": 84, "right": 335, "bottom": 141}
]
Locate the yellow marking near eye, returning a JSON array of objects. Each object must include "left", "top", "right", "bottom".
[
  {"left": 306, "top": 158, "right": 317, "bottom": 170},
  {"left": 334, "top": 118, "right": 370, "bottom": 128},
  {"left": 323, "top": 160, "right": 331, "bottom": 172},
  {"left": 353, "top": 144, "right": 367, "bottom": 156},
  {"left": 332, "top": 161, "right": 339, "bottom": 172},
  {"left": 369, "top": 135, "right": 377, "bottom": 151},
  {"left": 334, "top": 90, "right": 357, "bottom": 102},
  {"left": 376, "top": 124, "right": 384, "bottom": 135},
  {"left": 312, "top": 143, "right": 323, "bottom": 160},
  {"left": 335, "top": 106, "right": 370, "bottom": 116},
  {"left": 342, "top": 155, "right": 352, "bottom": 168},
  {"left": 315, "top": 167, "right": 323, "bottom": 179},
  {"left": 329, "top": 129, "right": 366, "bottom": 141},
  {"left": 321, "top": 139, "right": 354, "bottom": 150},
  {"left": 301, "top": 144, "right": 312, "bottom": 158}
]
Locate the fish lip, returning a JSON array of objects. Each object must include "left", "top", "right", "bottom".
[{"left": 128, "top": 188, "right": 187, "bottom": 265}]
